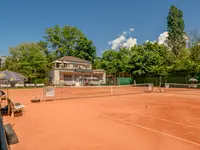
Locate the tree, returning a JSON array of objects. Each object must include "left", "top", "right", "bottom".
[
  {"left": 92, "top": 57, "right": 102, "bottom": 69},
  {"left": 43, "top": 25, "right": 96, "bottom": 62},
  {"left": 167, "top": 5, "right": 186, "bottom": 56},
  {"left": 118, "top": 47, "right": 132, "bottom": 75},
  {"left": 3, "top": 43, "right": 49, "bottom": 83},
  {"left": 74, "top": 37, "right": 96, "bottom": 63},
  {"left": 188, "top": 28, "right": 200, "bottom": 48},
  {"left": 100, "top": 50, "right": 123, "bottom": 76},
  {"left": 190, "top": 44, "right": 200, "bottom": 62},
  {"left": 37, "top": 40, "right": 56, "bottom": 69},
  {"left": 169, "top": 48, "right": 195, "bottom": 76},
  {"left": 129, "top": 42, "right": 173, "bottom": 77}
]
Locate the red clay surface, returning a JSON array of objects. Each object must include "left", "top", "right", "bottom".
[{"left": 2, "top": 87, "right": 200, "bottom": 150}]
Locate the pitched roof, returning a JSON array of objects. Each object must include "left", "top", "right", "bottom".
[{"left": 57, "top": 56, "right": 91, "bottom": 64}]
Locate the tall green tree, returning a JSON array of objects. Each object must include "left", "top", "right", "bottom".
[
  {"left": 100, "top": 50, "right": 123, "bottom": 76},
  {"left": 92, "top": 57, "right": 102, "bottom": 69},
  {"left": 129, "top": 42, "right": 173, "bottom": 77},
  {"left": 167, "top": 5, "right": 186, "bottom": 56},
  {"left": 169, "top": 48, "right": 195, "bottom": 76},
  {"left": 43, "top": 25, "right": 96, "bottom": 62},
  {"left": 3, "top": 43, "right": 49, "bottom": 82},
  {"left": 37, "top": 40, "right": 56, "bottom": 69},
  {"left": 118, "top": 47, "right": 132, "bottom": 74},
  {"left": 74, "top": 37, "right": 96, "bottom": 63},
  {"left": 190, "top": 44, "right": 200, "bottom": 62}
]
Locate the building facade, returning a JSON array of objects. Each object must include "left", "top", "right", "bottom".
[
  {"left": 49, "top": 56, "right": 106, "bottom": 86},
  {"left": 0, "top": 56, "right": 6, "bottom": 68}
]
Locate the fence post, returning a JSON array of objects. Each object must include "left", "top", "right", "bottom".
[{"left": 62, "top": 85, "right": 64, "bottom": 100}]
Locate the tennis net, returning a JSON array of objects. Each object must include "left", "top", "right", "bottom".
[
  {"left": 165, "top": 83, "right": 200, "bottom": 92},
  {"left": 43, "top": 83, "right": 154, "bottom": 100}
]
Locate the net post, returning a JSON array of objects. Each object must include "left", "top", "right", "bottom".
[
  {"left": 110, "top": 86, "right": 113, "bottom": 96},
  {"left": 62, "top": 84, "right": 64, "bottom": 99},
  {"left": 152, "top": 83, "right": 154, "bottom": 92},
  {"left": 134, "top": 80, "right": 136, "bottom": 86},
  {"left": 164, "top": 80, "right": 167, "bottom": 92},
  {"left": 43, "top": 87, "right": 45, "bottom": 101}
]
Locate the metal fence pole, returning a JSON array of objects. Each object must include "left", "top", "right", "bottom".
[{"left": 0, "top": 111, "right": 8, "bottom": 150}]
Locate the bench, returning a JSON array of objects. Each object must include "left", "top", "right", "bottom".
[
  {"left": 0, "top": 84, "right": 11, "bottom": 88},
  {"left": 15, "top": 84, "right": 25, "bottom": 88},
  {"left": 189, "top": 84, "right": 198, "bottom": 89},
  {"left": 7, "top": 98, "right": 25, "bottom": 117},
  {"left": 25, "top": 84, "right": 35, "bottom": 87},
  {"left": 36, "top": 84, "right": 45, "bottom": 87},
  {"left": 64, "top": 81, "right": 73, "bottom": 86}
]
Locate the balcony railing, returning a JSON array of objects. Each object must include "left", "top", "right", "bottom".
[{"left": 54, "top": 65, "right": 91, "bottom": 70}]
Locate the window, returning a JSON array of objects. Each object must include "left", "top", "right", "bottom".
[
  {"left": 56, "top": 63, "right": 60, "bottom": 68},
  {"left": 87, "top": 65, "right": 91, "bottom": 69},
  {"left": 67, "top": 64, "right": 73, "bottom": 68},
  {"left": 74, "top": 64, "right": 79, "bottom": 68},
  {"left": 64, "top": 75, "right": 72, "bottom": 81},
  {"left": 80, "top": 65, "right": 85, "bottom": 69},
  {"left": 59, "top": 63, "right": 64, "bottom": 68}
]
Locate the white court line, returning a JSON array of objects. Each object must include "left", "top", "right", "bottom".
[
  {"left": 101, "top": 113, "right": 200, "bottom": 147},
  {"left": 130, "top": 112, "right": 200, "bottom": 129}
]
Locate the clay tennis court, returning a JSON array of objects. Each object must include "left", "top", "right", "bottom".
[{"left": 2, "top": 86, "right": 200, "bottom": 150}]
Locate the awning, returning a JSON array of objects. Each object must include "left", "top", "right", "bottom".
[
  {"left": 74, "top": 69, "right": 93, "bottom": 73},
  {"left": 85, "top": 77, "right": 98, "bottom": 80}
]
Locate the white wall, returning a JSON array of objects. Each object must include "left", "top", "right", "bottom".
[
  {"left": 103, "top": 72, "right": 106, "bottom": 83},
  {"left": 54, "top": 70, "right": 60, "bottom": 84},
  {"left": 0, "top": 56, "right": 7, "bottom": 67}
]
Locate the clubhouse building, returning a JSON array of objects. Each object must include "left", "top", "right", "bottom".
[{"left": 49, "top": 56, "right": 106, "bottom": 86}]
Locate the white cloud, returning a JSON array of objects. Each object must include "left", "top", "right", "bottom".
[
  {"left": 122, "top": 37, "right": 137, "bottom": 48},
  {"left": 108, "top": 28, "right": 137, "bottom": 50},
  {"left": 158, "top": 31, "right": 168, "bottom": 45},
  {"left": 157, "top": 31, "right": 189, "bottom": 46},
  {"left": 122, "top": 31, "right": 127, "bottom": 35},
  {"left": 130, "top": 28, "right": 134, "bottom": 32},
  {"left": 145, "top": 40, "right": 156, "bottom": 44},
  {"left": 108, "top": 34, "right": 126, "bottom": 50}
]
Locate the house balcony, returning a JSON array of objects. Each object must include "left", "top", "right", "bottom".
[{"left": 54, "top": 64, "right": 91, "bottom": 70}]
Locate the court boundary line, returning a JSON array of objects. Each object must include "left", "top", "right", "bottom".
[
  {"left": 101, "top": 113, "right": 200, "bottom": 147},
  {"left": 129, "top": 112, "right": 200, "bottom": 129}
]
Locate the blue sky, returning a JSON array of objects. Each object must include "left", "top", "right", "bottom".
[{"left": 1, "top": 0, "right": 200, "bottom": 56}]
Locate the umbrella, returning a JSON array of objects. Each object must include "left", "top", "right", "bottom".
[
  {"left": 0, "top": 70, "right": 27, "bottom": 85},
  {"left": 189, "top": 78, "right": 198, "bottom": 82}
]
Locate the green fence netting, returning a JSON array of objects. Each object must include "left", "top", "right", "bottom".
[{"left": 117, "top": 77, "right": 133, "bottom": 85}]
